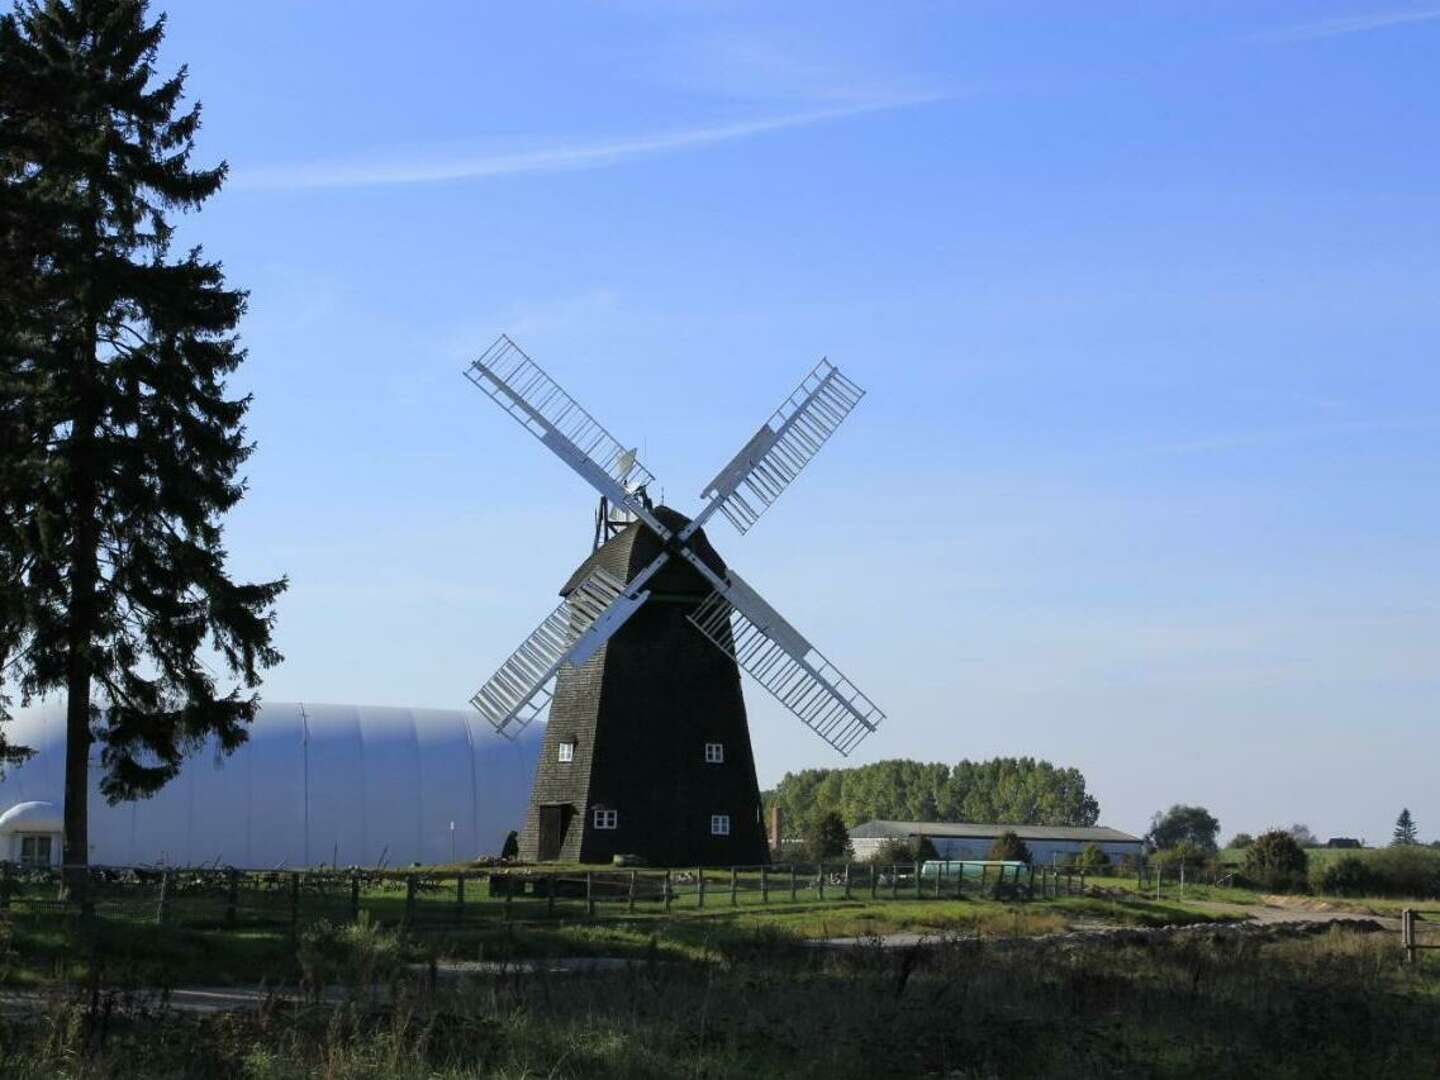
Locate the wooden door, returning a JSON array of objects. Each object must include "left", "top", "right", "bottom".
[{"left": 538, "top": 804, "right": 566, "bottom": 861}]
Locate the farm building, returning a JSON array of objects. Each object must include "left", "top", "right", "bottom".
[
  {"left": 0, "top": 701, "right": 542, "bottom": 869},
  {"left": 848, "top": 820, "right": 1144, "bottom": 864}
]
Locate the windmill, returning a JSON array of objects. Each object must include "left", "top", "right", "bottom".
[{"left": 463, "top": 335, "right": 885, "bottom": 864}]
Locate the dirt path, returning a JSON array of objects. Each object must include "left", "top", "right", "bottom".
[{"left": 1187, "top": 899, "right": 1402, "bottom": 929}]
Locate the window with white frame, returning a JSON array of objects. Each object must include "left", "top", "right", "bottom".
[
  {"left": 593, "top": 808, "right": 618, "bottom": 830},
  {"left": 558, "top": 740, "right": 575, "bottom": 763},
  {"left": 18, "top": 835, "right": 51, "bottom": 868},
  {"left": 704, "top": 742, "right": 723, "bottom": 764},
  {"left": 710, "top": 814, "right": 730, "bottom": 836}
]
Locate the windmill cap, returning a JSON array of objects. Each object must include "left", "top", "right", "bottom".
[{"left": 560, "top": 505, "right": 727, "bottom": 599}]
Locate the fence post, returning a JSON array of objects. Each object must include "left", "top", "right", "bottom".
[
  {"left": 914, "top": 862, "right": 922, "bottom": 900},
  {"left": 1027, "top": 864, "right": 1035, "bottom": 900},
  {"left": 225, "top": 867, "right": 239, "bottom": 926},
  {"left": 790, "top": 864, "right": 797, "bottom": 903},
  {"left": 290, "top": 871, "right": 301, "bottom": 929},
  {"left": 870, "top": 863, "right": 878, "bottom": 900},
  {"left": 456, "top": 872, "right": 466, "bottom": 926},
  {"left": 731, "top": 867, "right": 738, "bottom": 906},
  {"left": 936, "top": 861, "right": 944, "bottom": 899},
  {"left": 697, "top": 867, "right": 705, "bottom": 910},
  {"left": 404, "top": 873, "right": 416, "bottom": 926},
  {"left": 979, "top": 863, "right": 988, "bottom": 898},
  {"left": 891, "top": 864, "right": 898, "bottom": 901},
  {"left": 628, "top": 870, "right": 636, "bottom": 914},
  {"left": 761, "top": 865, "right": 769, "bottom": 904},
  {"left": 547, "top": 874, "right": 556, "bottom": 917},
  {"left": 0, "top": 861, "right": 10, "bottom": 909},
  {"left": 844, "top": 863, "right": 851, "bottom": 900},
  {"left": 1403, "top": 908, "right": 1415, "bottom": 965},
  {"left": 585, "top": 871, "right": 595, "bottom": 917},
  {"left": 350, "top": 871, "right": 361, "bottom": 923},
  {"left": 155, "top": 869, "right": 171, "bottom": 926},
  {"left": 664, "top": 869, "right": 672, "bottom": 913}
]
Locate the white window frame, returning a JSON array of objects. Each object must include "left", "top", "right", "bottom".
[
  {"left": 704, "top": 742, "right": 724, "bottom": 764},
  {"left": 593, "top": 808, "right": 618, "bottom": 830},
  {"left": 558, "top": 740, "right": 575, "bottom": 763},
  {"left": 710, "top": 814, "right": 730, "bottom": 836}
]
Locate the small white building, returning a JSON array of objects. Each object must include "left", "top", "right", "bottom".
[
  {"left": 0, "top": 801, "right": 64, "bottom": 867},
  {"left": 849, "top": 820, "right": 1143, "bottom": 864}
]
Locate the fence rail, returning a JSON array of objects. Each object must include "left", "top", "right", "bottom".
[{"left": 0, "top": 859, "right": 1100, "bottom": 929}]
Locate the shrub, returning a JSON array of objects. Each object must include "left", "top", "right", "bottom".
[
  {"left": 803, "top": 811, "right": 853, "bottom": 861},
  {"left": 1367, "top": 846, "right": 1440, "bottom": 898},
  {"left": 1243, "top": 830, "right": 1308, "bottom": 892},
  {"left": 987, "top": 831, "right": 1031, "bottom": 863},
  {"left": 1319, "top": 856, "right": 1377, "bottom": 898},
  {"left": 867, "top": 837, "right": 935, "bottom": 865},
  {"left": 501, "top": 830, "right": 519, "bottom": 859},
  {"left": 1076, "top": 843, "right": 1111, "bottom": 870},
  {"left": 1228, "top": 833, "right": 1254, "bottom": 850}
]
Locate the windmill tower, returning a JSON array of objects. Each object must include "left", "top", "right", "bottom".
[{"left": 463, "top": 336, "right": 885, "bottom": 865}]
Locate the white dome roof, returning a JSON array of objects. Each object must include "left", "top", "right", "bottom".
[
  {"left": 0, "top": 800, "right": 62, "bottom": 834},
  {"left": 0, "top": 701, "right": 542, "bottom": 866}
]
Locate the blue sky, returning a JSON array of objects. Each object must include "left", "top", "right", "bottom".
[{"left": 150, "top": 2, "right": 1438, "bottom": 843}]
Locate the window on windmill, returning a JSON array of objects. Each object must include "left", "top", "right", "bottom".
[
  {"left": 710, "top": 815, "right": 730, "bottom": 836},
  {"left": 558, "top": 740, "right": 576, "bottom": 763},
  {"left": 704, "top": 742, "right": 724, "bottom": 764},
  {"left": 593, "top": 808, "right": 618, "bottom": 830}
]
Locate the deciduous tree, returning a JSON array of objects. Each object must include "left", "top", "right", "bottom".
[{"left": 1145, "top": 805, "right": 1220, "bottom": 855}]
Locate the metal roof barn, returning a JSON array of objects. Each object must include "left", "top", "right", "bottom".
[{"left": 0, "top": 702, "right": 542, "bottom": 868}]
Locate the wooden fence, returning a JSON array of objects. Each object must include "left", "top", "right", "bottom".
[{"left": 0, "top": 859, "right": 1096, "bottom": 929}]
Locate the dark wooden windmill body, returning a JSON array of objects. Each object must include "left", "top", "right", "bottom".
[
  {"left": 463, "top": 336, "right": 886, "bottom": 868},
  {"left": 519, "top": 507, "right": 768, "bottom": 864}
]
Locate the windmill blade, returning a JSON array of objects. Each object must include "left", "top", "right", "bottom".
[
  {"left": 469, "top": 561, "right": 661, "bottom": 738},
  {"left": 693, "top": 359, "right": 865, "bottom": 537},
  {"left": 464, "top": 335, "right": 670, "bottom": 537},
  {"left": 685, "top": 568, "right": 884, "bottom": 756}
]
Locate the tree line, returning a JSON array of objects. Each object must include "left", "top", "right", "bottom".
[{"left": 764, "top": 756, "right": 1101, "bottom": 835}]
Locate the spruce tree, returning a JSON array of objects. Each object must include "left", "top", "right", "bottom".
[
  {"left": 1393, "top": 808, "right": 1418, "bottom": 847},
  {"left": 0, "top": 0, "right": 285, "bottom": 890}
]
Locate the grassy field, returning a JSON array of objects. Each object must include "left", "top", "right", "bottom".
[
  {"left": 0, "top": 890, "right": 1234, "bottom": 989},
  {"left": 1, "top": 919, "right": 1434, "bottom": 1078}
]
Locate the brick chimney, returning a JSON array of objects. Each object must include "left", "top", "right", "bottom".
[{"left": 768, "top": 805, "right": 783, "bottom": 851}]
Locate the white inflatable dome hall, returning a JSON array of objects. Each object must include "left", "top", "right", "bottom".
[{"left": 0, "top": 701, "right": 543, "bottom": 869}]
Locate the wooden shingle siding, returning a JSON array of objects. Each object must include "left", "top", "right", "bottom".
[{"left": 518, "top": 507, "right": 769, "bottom": 867}]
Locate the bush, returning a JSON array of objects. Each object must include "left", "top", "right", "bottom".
[
  {"left": 987, "top": 831, "right": 1031, "bottom": 863},
  {"left": 1318, "top": 856, "right": 1377, "bottom": 897},
  {"left": 1243, "top": 830, "right": 1308, "bottom": 892},
  {"left": 1367, "top": 846, "right": 1440, "bottom": 898},
  {"left": 867, "top": 837, "right": 934, "bottom": 865},
  {"left": 1076, "top": 843, "right": 1111, "bottom": 870},
  {"left": 1228, "top": 833, "right": 1254, "bottom": 850},
  {"left": 803, "top": 811, "right": 853, "bottom": 861},
  {"left": 501, "top": 830, "right": 519, "bottom": 859}
]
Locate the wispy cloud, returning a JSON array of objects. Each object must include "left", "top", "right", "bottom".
[
  {"left": 1156, "top": 417, "right": 1438, "bottom": 455},
  {"left": 1260, "top": 7, "right": 1440, "bottom": 42},
  {"left": 231, "top": 96, "right": 941, "bottom": 193}
]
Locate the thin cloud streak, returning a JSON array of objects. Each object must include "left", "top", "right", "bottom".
[
  {"left": 1260, "top": 7, "right": 1440, "bottom": 41},
  {"left": 1155, "top": 418, "right": 1439, "bottom": 455},
  {"left": 232, "top": 97, "right": 942, "bottom": 192}
]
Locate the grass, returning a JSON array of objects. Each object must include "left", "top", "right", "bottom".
[
  {"left": 0, "top": 890, "right": 1236, "bottom": 991},
  {"left": 0, "top": 921, "right": 1434, "bottom": 1078}
]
